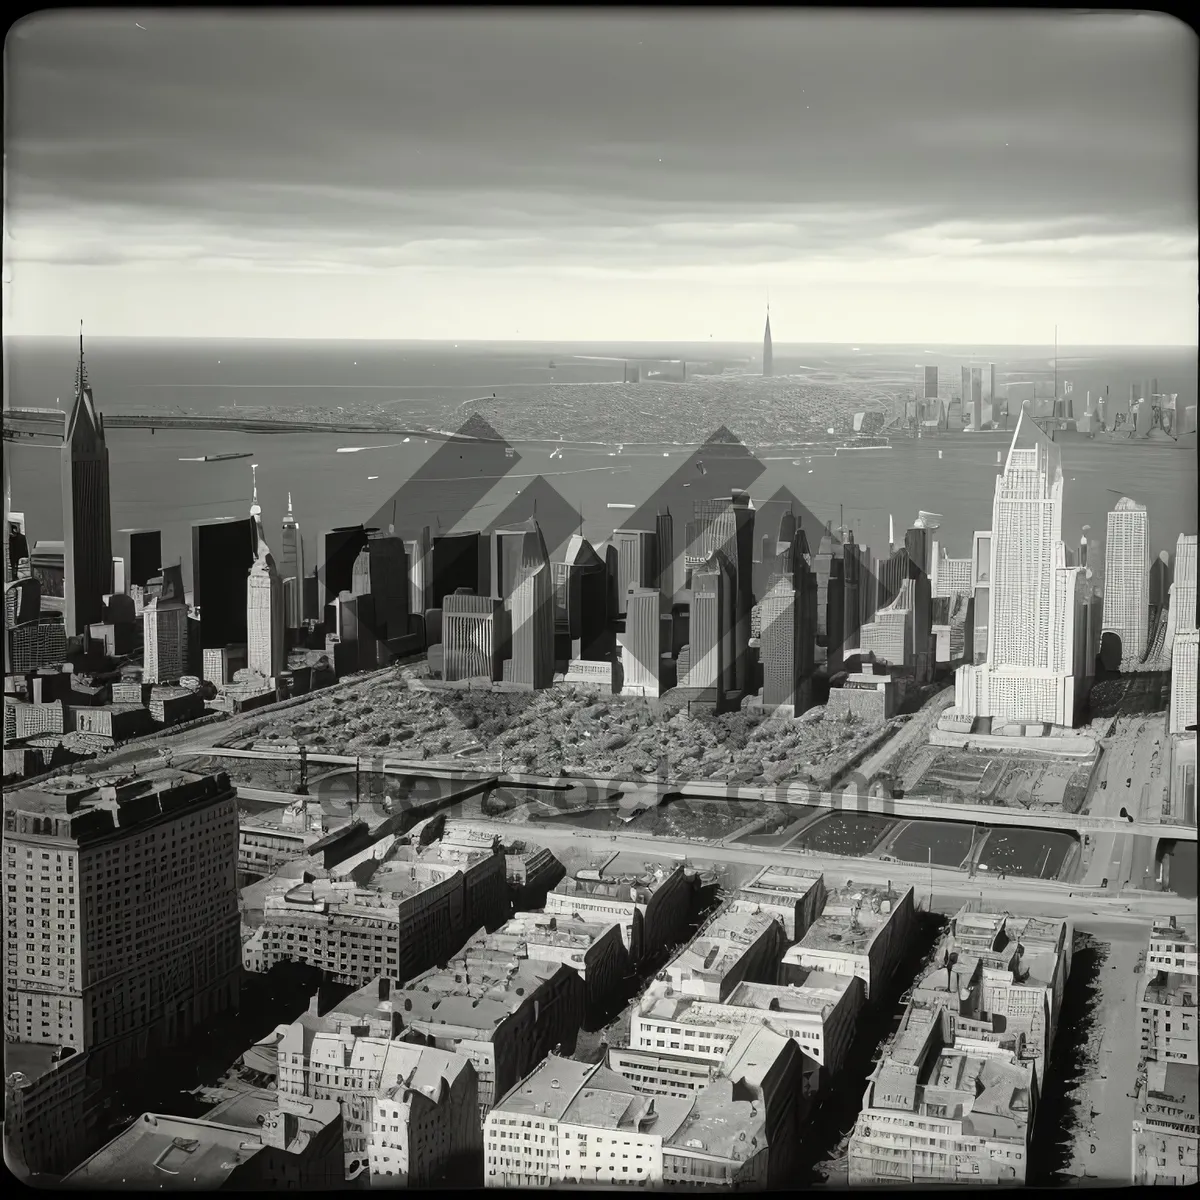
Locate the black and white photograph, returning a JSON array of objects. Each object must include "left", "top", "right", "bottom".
[{"left": 2, "top": 8, "right": 1196, "bottom": 1190}]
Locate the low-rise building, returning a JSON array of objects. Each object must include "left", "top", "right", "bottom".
[
  {"left": 484, "top": 1054, "right": 769, "bottom": 1190},
  {"left": 275, "top": 1016, "right": 479, "bottom": 1182},
  {"left": 664, "top": 909, "right": 785, "bottom": 1002},
  {"left": 148, "top": 685, "right": 205, "bottom": 725},
  {"left": 631, "top": 969, "right": 861, "bottom": 1081},
  {"left": 544, "top": 852, "right": 692, "bottom": 966},
  {"left": 69, "top": 702, "right": 154, "bottom": 742},
  {"left": 62, "top": 1096, "right": 344, "bottom": 1190},
  {"left": 1132, "top": 1059, "right": 1198, "bottom": 1187},
  {"left": 781, "top": 882, "right": 916, "bottom": 1001},
  {"left": 910, "top": 907, "right": 1072, "bottom": 1077},
  {"left": 1141, "top": 918, "right": 1198, "bottom": 1067},
  {"left": 239, "top": 803, "right": 324, "bottom": 877},
  {"left": 848, "top": 1004, "right": 1037, "bottom": 1186},
  {"left": 3, "top": 1043, "right": 97, "bottom": 1179},
  {"left": 728, "top": 866, "right": 826, "bottom": 943},
  {"left": 465, "top": 911, "right": 629, "bottom": 1018}
]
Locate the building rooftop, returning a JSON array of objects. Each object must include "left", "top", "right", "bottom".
[
  {"left": 668, "top": 911, "right": 777, "bottom": 985},
  {"left": 663, "top": 1077, "right": 765, "bottom": 1162},
  {"left": 791, "top": 884, "right": 908, "bottom": 955},
  {"left": 4, "top": 1042, "right": 79, "bottom": 1086},
  {"left": 736, "top": 865, "right": 823, "bottom": 900},
  {"left": 202, "top": 1087, "right": 340, "bottom": 1138},
  {"left": 718, "top": 1026, "right": 794, "bottom": 1091},
  {"left": 62, "top": 1112, "right": 273, "bottom": 1188}
]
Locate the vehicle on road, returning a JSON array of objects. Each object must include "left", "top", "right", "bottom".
[{"left": 1102, "top": 878, "right": 1109, "bottom": 888}]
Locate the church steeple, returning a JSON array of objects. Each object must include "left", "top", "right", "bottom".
[{"left": 762, "top": 306, "right": 774, "bottom": 378}]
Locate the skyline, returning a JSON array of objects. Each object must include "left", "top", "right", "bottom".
[{"left": 4, "top": 10, "right": 1197, "bottom": 344}]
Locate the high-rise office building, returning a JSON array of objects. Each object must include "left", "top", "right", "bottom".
[
  {"left": 969, "top": 366, "right": 983, "bottom": 430},
  {"left": 126, "top": 530, "right": 162, "bottom": 592},
  {"left": 924, "top": 365, "right": 938, "bottom": 400},
  {"left": 142, "top": 565, "right": 189, "bottom": 684},
  {"left": 508, "top": 524, "right": 554, "bottom": 689},
  {"left": 443, "top": 592, "right": 502, "bottom": 682},
  {"left": 655, "top": 510, "right": 676, "bottom": 605},
  {"left": 1172, "top": 630, "right": 1198, "bottom": 735},
  {"left": 1165, "top": 534, "right": 1198, "bottom": 660},
  {"left": 812, "top": 531, "right": 845, "bottom": 671},
  {"left": 689, "top": 549, "right": 736, "bottom": 695},
  {"left": 61, "top": 330, "right": 113, "bottom": 636},
  {"left": 611, "top": 529, "right": 657, "bottom": 618},
  {"left": 762, "top": 309, "right": 773, "bottom": 377},
  {"left": 402, "top": 525, "right": 433, "bottom": 630},
  {"left": 431, "top": 531, "right": 484, "bottom": 608},
  {"left": 619, "top": 587, "right": 662, "bottom": 697},
  {"left": 247, "top": 486, "right": 285, "bottom": 681},
  {"left": 192, "top": 517, "right": 256, "bottom": 650},
  {"left": 761, "top": 534, "right": 816, "bottom": 710},
  {"left": 319, "top": 525, "right": 369, "bottom": 619},
  {"left": 2, "top": 770, "right": 241, "bottom": 1074},
  {"left": 352, "top": 533, "right": 409, "bottom": 642},
  {"left": 955, "top": 407, "right": 1086, "bottom": 726},
  {"left": 278, "top": 494, "right": 305, "bottom": 630},
  {"left": 1101, "top": 497, "right": 1151, "bottom": 663},
  {"left": 553, "top": 535, "right": 610, "bottom": 662}
]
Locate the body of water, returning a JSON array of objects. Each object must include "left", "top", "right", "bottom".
[{"left": 5, "top": 339, "right": 1194, "bottom": 598}]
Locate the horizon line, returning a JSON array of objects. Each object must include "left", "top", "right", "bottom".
[{"left": 3, "top": 334, "right": 1197, "bottom": 350}]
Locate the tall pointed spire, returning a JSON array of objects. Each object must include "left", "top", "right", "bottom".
[
  {"left": 287, "top": 491, "right": 294, "bottom": 516},
  {"left": 250, "top": 462, "right": 261, "bottom": 518},
  {"left": 762, "top": 304, "right": 774, "bottom": 378},
  {"left": 75, "top": 319, "right": 89, "bottom": 397}
]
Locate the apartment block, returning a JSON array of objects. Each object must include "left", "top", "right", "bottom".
[
  {"left": 728, "top": 866, "right": 825, "bottom": 943},
  {"left": 848, "top": 1004, "right": 1036, "bottom": 1185},
  {"left": 632, "top": 968, "right": 861, "bottom": 1080},
  {"left": 3, "top": 1043, "right": 97, "bottom": 1178},
  {"left": 664, "top": 910, "right": 786, "bottom": 1003},
  {"left": 484, "top": 1055, "right": 769, "bottom": 1190},
  {"left": 62, "top": 1095, "right": 343, "bottom": 1190},
  {"left": 1140, "top": 919, "right": 1198, "bottom": 1066},
  {"left": 275, "top": 1016, "right": 479, "bottom": 1182},
  {"left": 781, "top": 883, "right": 916, "bottom": 1001},
  {"left": 2, "top": 770, "right": 240, "bottom": 1075},
  {"left": 1133, "top": 1059, "right": 1198, "bottom": 1186},
  {"left": 545, "top": 853, "right": 692, "bottom": 966}
]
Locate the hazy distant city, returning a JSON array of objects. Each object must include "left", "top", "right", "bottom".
[{"left": 3, "top": 9, "right": 1197, "bottom": 1194}]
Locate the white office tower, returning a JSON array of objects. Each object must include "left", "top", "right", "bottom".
[
  {"left": 1165, "top": 533, "right": 1198, "bottom": 659},
  {"left": 954, "top": 406, "right": 1087, "bottom": 727},
  {"left": 246, "top": 473, "right": 285, "bottom": 680},
  {"left": 143, "top": 596, "right": 188, "bottom": 683},
  {"left": 1101, "top": 497, "right": 1150, "bottom": 664},
  {"left": 1172, "top": 629, "right": 1198, "bottom": 735}
]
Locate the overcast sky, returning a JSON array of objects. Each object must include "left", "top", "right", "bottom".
[{"left": 4, "top": 9, "right": 1196, "bottom": 342}]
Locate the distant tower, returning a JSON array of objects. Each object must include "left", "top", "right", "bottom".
[
  {"left": 279, "top": 493, "right": 305, "bottom": 630},
  {"left": 654, "top": 509, "right": 675, "bottom": 608},
  {"left": 762, "top": 308, "right": 774, "bottom": 378},
  {"left": 246, "top": 465, "right": 285, "bottom": 680},
  {"left": 62, "top": 323, "right": 113, "bottom": 635},
  {"left": 143, "top": 565, "right": 188, "bottom": 684}
]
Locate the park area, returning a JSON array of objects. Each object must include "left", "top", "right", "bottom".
[{"left": 902, "top": 745, "right": 1098, "bottom": 811}]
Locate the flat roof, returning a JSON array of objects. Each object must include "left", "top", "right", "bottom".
[
  {"left": 664, "top": 1078, "right": 765, "bottom": 1161},
  {"left": 63, "top": 1112, "right": 269, "bottom": 1188},
  {"left": 4, "top": 1042, "right": 74, "bottom": 1084},
  {"left": 492, "top": 1055, "right": 601, "bottom": 1121}
]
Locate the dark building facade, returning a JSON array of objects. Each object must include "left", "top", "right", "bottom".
[
  {"left": 319, "top": 526, "right": 369, "bottom": 619},
  {"left": 61, "top": 339, "right": 113, "bottom": 636},
  {"left": 127, "top": 530, "right": 162, "bottom": 591},
  {"left": 191, "top": 518, "right": 256, "bottom": 650},
  {"left": 431, "top": 532, "right": 484, "bottom": 608}
]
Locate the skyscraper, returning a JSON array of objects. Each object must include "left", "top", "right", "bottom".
[
  {"left": 689, "top": 549, "right": 735, "bottom": 696},
  {"left": 619, "top": 587, "right": 662, "bottom": 697},
  {"left": 1101, "top": 497, "right": 1151, "bottom": 663},
  {"left": 2, "top": 770, "right": 240, "bottom": 1074},
  {"left": 278, "top": 494, "right": 305, "bottom": 630},
  {"left": 762, "top": 308, "right": 773, "bottom": 377},
  {"left": 61, "top": 328, "right": 113, "bottom": 635},
  {"left": 654, "top": 509, "right": 675, "bottom": 606},
  {"left": 352, "top": 533, "right": 409, "bottom": 642},
  {"left": 970, "top": 366, "right": 983, "bottom": 431},
  {"left": 126, "top": 530, "right": 160, "bottom": 590},
  {"left": 1165, "top": 534, "right": 1198, "bottom": 659},
  {"left": 554, "top": 534, "right": 610, "bottom": 662},
  {"left": 443, "top": 592, "right": 501, "bottom": 682},
  {"left": 923, "top": 365, "right": 939, "bottom": 401},
  {"left": 143, "top": 565, "right": 188, "bottom": 684},
  {"left": 192, "top": 517, "right": 256, "bottom": 651},
  {"left": 508, "top": 523, "right": 554, "bottom": 689},
  {"left": 1172, "top": 630, "right": 1198, "bottom": 735},
  {"left": 319, "top": 525, "right": 369, "bottom": 619},
  {"left": 431, "top": 531, "right": 483, "bottom": 607},
  {"left": 611, "top": 529, "right": 657, "bottom": 618},
  {"left": 954, "top": 406, "right": 1084, "bottom": 726},
  {"left": 246, "top": 470, "right": 285, "bottom": 680},
  {"left": 404, "top": 525, "right": 433, "bottom": 629},
  {"left": 760, "top": 533, "right": 816, "bottom": 711}
]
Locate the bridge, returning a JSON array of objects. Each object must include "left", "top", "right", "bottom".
[{"left": 186, "top": 744, "right": 1196, "bottom": 841}]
